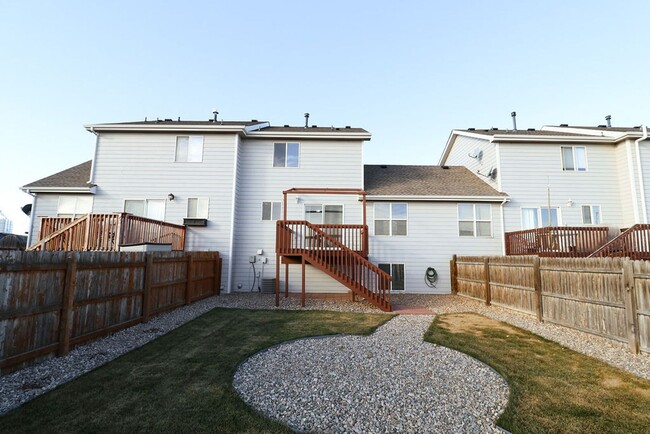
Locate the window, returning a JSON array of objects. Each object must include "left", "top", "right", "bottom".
[
  {"left": 175, "top": 136, "right": 204, "bottom": 162},
  {"left": 458, "top": 204, "right": 492, "bottom": 237},
  {"left": 262, "top": 201, "right": 282, "bottom": 221},
  {"left": 57, "top": 195, "right": 93, "bottom": 218},
  {"left": 582, "top": 205, "right": 602, "bottom": 225},
  {"left": 374, "top": 203, "right": 407, "bottom": 236},
  {"left": 187, "top": 198, "right": 209, "bottom": 219},
  {"left": 561, "top": 146, "right": 587, "bottom": 171},
  {"left": 124, "top": 199, "right": 165, "bottom": 220},
  {"left": 378, "top": 263, "right": 405, "bottom": 291},
  {"left": 273, "top": 142, "right": 300, "bottom": 167},
  {"left": 304, "top": 204, "right": 343, "bottom": 224},
  {"left": 521, "top": 207, "right": 560, "bottom": 229}
]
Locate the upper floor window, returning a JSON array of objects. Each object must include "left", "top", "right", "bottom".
[
  {"left": 125, "top": 199, "right": 165, "bottom": 221},
  {"left": 458, "top": 204, "right": 492, "bottom": 237},
  {"left": 273, "top": 142, "right": 300, "bottom": 167},
  {"left": 175, "top": 136, "right": 204, "bottom": 162},
  {"left": 187, "top": 197, "right": 209, "bottom": 219},
  {"left": 262, "top": 201, "right": 282, "bottom": 221},
  {"left": 374, "top": 203, "right": 407, "bottom": 236},
  {"left": 561, "top": 146, "right": 586, "bottom": 171},
  {"left": 305, "top": 204, "right": 343, "bottom": 224},
  {"left": 57, "top": 195, "right": 93, "bottom": 218},
  {"left": 582, "top": 205, "right": 602, "bottom": 225},
  {"left": 521, "top": 207, "right": 560, "bottom": 229}
]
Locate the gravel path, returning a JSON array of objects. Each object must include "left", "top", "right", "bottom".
[{"left": 233, "top": 315, "right": 509, "bottom": 433}]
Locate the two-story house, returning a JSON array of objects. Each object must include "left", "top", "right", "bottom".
[{"left": 22, "top": 118, "right": 506, "bottom": 301}]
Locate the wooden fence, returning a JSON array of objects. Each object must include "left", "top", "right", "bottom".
[
  {"left": 0, "top": 250, "right": 222, "bottom": 373},
  {"left": 450, "top": 255, "right": 650, "bottom": 354}
]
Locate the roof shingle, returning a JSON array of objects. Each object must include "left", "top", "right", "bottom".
[
  {"left": 23, "top": 161, "right": 93, "bottom": 189},
  {"left": 364, "top": 165, "right": 506, "bottom": 197}
]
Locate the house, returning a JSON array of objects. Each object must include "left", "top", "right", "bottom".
[
  {"left": 21, "top": 117, "right": 507, "bottom": 302},
  {"left": 440, "top": 123, "right": 650, "bottom": 232}
]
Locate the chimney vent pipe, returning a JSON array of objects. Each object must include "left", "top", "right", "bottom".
[
  {"left": 511, "top": 111, "right": 517, "bottom": 130},
  {"left": 304, "top": 113, "right": 310, "bottom": 128},
  {"left": 605, "top": 115, "right": 612, "bottom": 128}
]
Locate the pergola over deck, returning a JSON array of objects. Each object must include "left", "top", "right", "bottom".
[{"left": 281, "top": 187, "right": 367, "bottom": 225}]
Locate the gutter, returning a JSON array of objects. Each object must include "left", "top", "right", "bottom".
[
  {"left": 226, "top": 134, "right": 240, "bottom": 293},
  {"left": 365, "top": 195, "right": 509, "bottom": 202},
  {"left": 635, "top": 125, "right": 649, "bottom": 223},
  {"left": 88, "top": 127, "right": 99, "bottom": 184}
]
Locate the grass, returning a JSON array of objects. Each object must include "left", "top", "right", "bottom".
[
  {"left": 424, "top": 312, "right": 650, "bottom": 434},
  {"left": 0, "top": 308, "right": 392, "bottom": 434}
]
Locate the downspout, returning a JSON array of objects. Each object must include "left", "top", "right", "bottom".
[
  {"left": 25, "top": 191, "right": 36, "bottom": 246},
  {"left": 226, "top": 134, "right": 241, "bottom": 293},
  {"left": 626, "top": 139, "right": 640, "bottom": 223},
  {"left": 88, "top": 127, "right": 99, "bottom": 184},
  {"left": 634, "top": 125, "right": 648, "bottom": 223},
  {"left": 499, "top": 197, "right": 507, "bottom": 255}
]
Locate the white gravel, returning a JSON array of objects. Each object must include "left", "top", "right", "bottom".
[{"left": 233, "top": 315, "right": 509, "bottom": 433}]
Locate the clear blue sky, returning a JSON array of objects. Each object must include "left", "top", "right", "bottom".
[{"left": 2, "top": 0, "right": 650, "bottom": 235}]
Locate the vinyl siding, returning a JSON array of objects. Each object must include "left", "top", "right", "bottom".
[
  {"left": 368, "top": 201, "right": 504, "bottom": 294},
  {"left": 29, "top": 194, "right": 60, "bottom": 245},
  {"left": 90, "top": 132, "right": 238, "bottom": 290},
  {"left": 498, "top": 142, "right": 626, "bottom": 231},
  {"left": 231, "top": 138, "right": 364, "bottom": 293},
  {"left": 639, "top": 139, "right": 650, "bottom": 223},
  {"left": 444, "top": 135, "right": 499, "bottom": 189},
  {"left": 615, "top": 140, "right": 637, "bottom": 226}
]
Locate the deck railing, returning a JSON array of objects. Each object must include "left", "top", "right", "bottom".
[
  {"left": 505, "top": 226, "right": 610, "bottom": 257},
  {"left": 277, "top": 220, "right": 391, "bottom": 311},
  {"left": 312, "top": 224, "right": 368, "bottom": 257},
  {"left": 31, "top": 213, "right": 186, "bottom": 251},
  {"left": 589, "top": 224, "right": 650, "bottom": 260}
]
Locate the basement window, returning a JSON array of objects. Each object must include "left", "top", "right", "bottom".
[{"left": 378, "top": 263, "right": 405, "bottom": 291}]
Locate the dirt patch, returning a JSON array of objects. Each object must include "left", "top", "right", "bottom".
[
  {"left": 437, "top": 312, "right": 525, "bottom": 337},
  {"left": 602, "top": 376, "right": 623, "bottom": 388}
]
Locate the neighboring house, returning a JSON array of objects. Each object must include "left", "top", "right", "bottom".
[
  {"left": 440, "top": 124, "right": 650, "bottom": 233},
  {"left": 21, "top": 118, "right": 507, "bottom": 295},
  {"left": 0, "top": 210, "right": 13, "bottom": 233}
]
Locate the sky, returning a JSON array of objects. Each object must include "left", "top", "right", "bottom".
[{"left": 2, "top": 0, "right": 650, "bottom": 235}]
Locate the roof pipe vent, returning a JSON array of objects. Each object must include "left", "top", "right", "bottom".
[
  {"left": 560, "top": 123, "right": 568, "bottom": 127},
  {"left": 605, "top": 115, "right": 612, "bottom": 128},
  {"left": 212, "top": 109, "right": 219, "bottom": 122},
  {"left": 511, "top": 111, "right": 517, "bottom": 131},
  {"left": 304, "top": 112, "right": 310, "bottom": 128}
]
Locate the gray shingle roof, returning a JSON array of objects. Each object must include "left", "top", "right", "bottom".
[
  {"left": 364, "top": 165, "right": 506, "bottom": 197},
  {"left": 23, "top": 161, "right": 93, "bottom": 189},
  {"left": 260, "top": 126, "right": 368, "bottom": 133},
  {"left": 554, "top": 125, "right": 644, "bottom": 132},
  {"left": 458, "top": 129, "right": 594, "bottom": 137},
  {"left": 100, "top": 120, "right": 266, "bottom": 126}
]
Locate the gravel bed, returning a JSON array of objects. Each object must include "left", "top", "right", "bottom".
[
  {"left": 233, "top": 315, "right": 509, "bottom": 433},
  {"left": 400, "top": 294, "right": 650, "bottom": 380},
  {"left": 212, "top": 292, "right": 383, "bottom": 313},
  {"left": 0, "top": 295, "right": 223, "bottom": 416}
]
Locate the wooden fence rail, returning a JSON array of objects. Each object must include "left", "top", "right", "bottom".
[
  {"left": 0, "top": 250, "right": 222, "bottom": 373},
  {"left": 450, "top": 254, "right": 650, "bottom": 354}
]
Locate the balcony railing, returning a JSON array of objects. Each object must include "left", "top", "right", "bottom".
[{"left": 505, "top": 226, "right": 610, "bottom": 257}]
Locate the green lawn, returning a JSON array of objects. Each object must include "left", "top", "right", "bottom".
[
  {"left": 425, "top": 312, "right": 650, "bottom": 434},
  {"left": 0, "top": 308, "right": 391, "bottom": 434}
]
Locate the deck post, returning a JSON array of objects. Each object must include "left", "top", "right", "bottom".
[
  {"left": 285, "top": 263, "right": 289, "bottom": 298},
  {"left": 484, "top": 257, "right": 491, "bottom": 306},
  {"left": 283, "top": 191, "right": 287, "bottom": 221},
  {"left": 301, "top": 256, "right": 306, "bottom": 307},
  {"left": 275, "top": 253, "right": 280, "bottom": 307}
]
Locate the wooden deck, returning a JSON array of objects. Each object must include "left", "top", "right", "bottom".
[
  {"left": 505, "top": 226, "right": 610, "bottom": 257},
  {"left": 29, "top": 213, "right": 186, "bottom": 252}
]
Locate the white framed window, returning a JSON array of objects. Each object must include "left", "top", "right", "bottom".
[
  {"left": 304, "top": 204, "right": 343, "bottom": 224},
  {"left": 582, "top": 205, "right": 602, "bottom": 225},
  {"left": 273, "top": 142, "right": 300, "bottom": 167},
  {"left": 175, "top": 136, "right": 204, "bottom": 162},
  {"left": 521, "top": 207, "right": 560, "bottom": 229},
  {"left": 374, "top": 203, "right": 408, "bottom": 236},
  {"left": 378, "top": 263, "right": 405, "bottom": 291},
  {"left": 187, "top": 197, "right": 209, "bottom": 219},
  {"left": 124, "top": 199, "right": 165, "bottom": 220},
  {"left": 458, "top": 204, "right": 492, "bottom": 237},
  {"left": 262, "top": 201, "right": 282, "bottom": 221},
  {"left": 57, "top": 195, "right": 93, "bottom": 218},
  {"left": 561, "top": 146, "right": 587, "bottom": 171}
]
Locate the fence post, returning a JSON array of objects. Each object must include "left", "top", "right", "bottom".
[
  {"left": 185, "top": 253, "right": 194, "bottom": 305},
  {"left": 142, "top": 253, "right": 153, "bottom": 322},
  {"left": 451, "top": 254, "right": 457, "bottom": 295},
  {"left": 58, "top": 254, "right": 77, "bottom": 356},
  {"left": 213, "top": 253, "right": 221, "bottom": 296},
  {"left": 622, "top": 259, "right": 640, "bottom": 354},
  {"left": 484, "top": 257, "right": 491, "bottom": 305},
  {"left": 533, "top": 256, "right": 543, "bottom": 322}
]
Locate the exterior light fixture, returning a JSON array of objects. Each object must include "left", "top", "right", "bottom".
[{"left": 168, "top": 193, "right": 175, "bottom": 201}]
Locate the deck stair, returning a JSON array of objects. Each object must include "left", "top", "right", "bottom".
[
  {"left": 276, "top": 220, "right": 392, "bottom": 312},
  {"left": 588, "top": 224, "right": 650, "bottom": 260}
]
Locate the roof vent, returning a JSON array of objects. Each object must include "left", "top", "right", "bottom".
[
  {"left": 177, "top": 117, "right": 181, "bottom": 122},
  {"left": 312, "top": 125, "right": 317, "bottom": 128},
  {"left": 164, "top": 118, "right": 172, "bottom": 122},
  {"left": 304, "top": 112, "right": 310, "bottom": 128},
  {"left": 527, "top": 128, "right": 535, "bottom": 131},
  {"left": 598, "top": 124, "right": 606, "bottom": 128},
  {"left": 156, "top": 118, "right": 162, "bottom": 123},
  {"left": 345, "top": 126, "right": 351, "bottom": 129},
  {"left": 441, "top": 165, "right": 449, "bottom": 169},
  {"left": 605, "top": 115, "right": 612, "bottom": 128},
  {"left": 560, "top": 123, "right": 568, "bottom": 127},
  {"left": 491, "top": 127, "right": 498, "bottom": 131},
  {"left": 251, "top": 119, "right": 258, "bottom": 122},
  {"left": 212, "top": 109, "right": 219, "bottom": 122},
  {"left": 283, "top": 124, "right": 290, "bottom": 127},
  {"left": 467, "top": 127, "right": 475, "bottom": 131},
  {"left": 511, "top": 111, "right": 517, "bottom": 131},
  {"left": 380, "top": 165, "right": 388, "bottom": 169}
]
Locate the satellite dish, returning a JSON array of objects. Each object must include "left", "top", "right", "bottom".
[
  {"left": 488, "top": 167, "right": 497, "bottom": 179},
  {"left": 21, "top": 203, "right": 32, "bottom": 216},
  {"left": 468, "top": 149, "right": 484, "bottom": 161}
]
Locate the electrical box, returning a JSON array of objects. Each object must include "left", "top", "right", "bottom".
[
  {"left": 257, "top": 249, "right": 264, "bottom": 255},
  {"left": 249, "top": 256, "right": 256, "bottom": 263}
]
